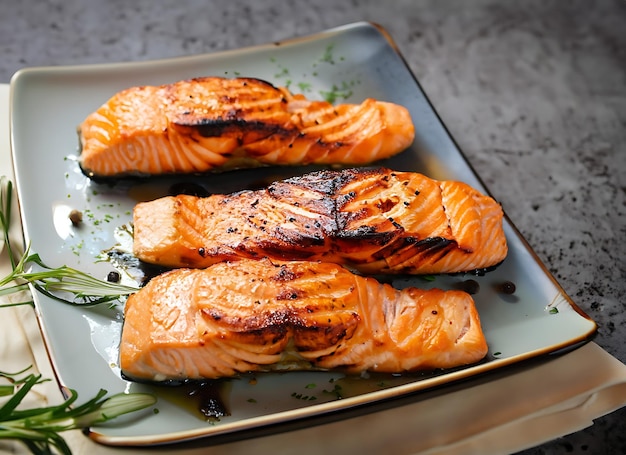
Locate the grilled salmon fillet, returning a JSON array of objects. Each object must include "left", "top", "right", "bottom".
[
  {"left": 119, "top": 258, "right": 487, "bottom": 382},
  {"left": 78, "top": 77, "right": 415, "bottom": 178},
  {"left": 133, "top": 167, "right": 508, "bottom": 275}
]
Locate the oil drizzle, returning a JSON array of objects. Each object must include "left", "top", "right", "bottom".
[{"left": 153, "top": 380, "right": 232, "bottom": 422}]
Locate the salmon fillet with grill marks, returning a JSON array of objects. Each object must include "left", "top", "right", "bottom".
[
  {"left": 119, "top": 258, "right": 488, "bottom": 382},
  {"left": 78, "top": 77, "right": 415, "bottom": 178},
  {"left": 133, "top": 167, "right": 508, "bottom": 275}
]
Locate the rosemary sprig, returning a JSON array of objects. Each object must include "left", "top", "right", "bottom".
[
  {"left": 0, "top": 367, "right": 156, "bottom": 455},
  {"left": 0, "top": 176, "right": 138, "bottom": 308},
  {"left": 0, "top": 250, "right": 139, "bottom": 307},
  {"left": 0, "top": 176, "right": 155, "bottom": 453}
]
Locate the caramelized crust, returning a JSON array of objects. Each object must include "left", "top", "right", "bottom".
[
  {"left": 133, "top": 167, "right": 508, "bottom": 274},
  {"left": 120, "top": 259, "right": 488, "bottom": 381},
  {"left": 78, "top": 77, "right": 415, "bottom": 177}
]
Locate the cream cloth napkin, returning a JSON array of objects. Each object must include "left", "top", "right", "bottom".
[{"left": 1, "top": 83, "right": 626, "bottom": 454}]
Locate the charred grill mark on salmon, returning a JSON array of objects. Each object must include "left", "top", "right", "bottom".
[
  {"left": 78, "top": 77, "right": 415, "bottom": 178},
  {"left": 119, "top": 259, "right": 488, "bottom": 382},
  {"left": 133, "top": 167, "right": 508, "bottom": 274}
]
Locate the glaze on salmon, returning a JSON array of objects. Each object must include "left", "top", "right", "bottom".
[
  {"left": 78, "top": 77, "right": 415, "bottom": 178},
  {"left": 119, "top": 258, "right": 487, "bottom": 382},
  {"left": 133, "top": 167, "right": 508, "bottom": 275}
]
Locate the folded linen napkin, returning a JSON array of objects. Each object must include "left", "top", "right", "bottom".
[{"left": 1, "top": 83, "right": 626, "bottom": 455}]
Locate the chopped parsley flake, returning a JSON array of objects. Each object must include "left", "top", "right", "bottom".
[
  {"left": 320, "top": 82, "right": 354, "bottom": 103},
  {"left": 297, "top": 82, "right": 312, "bottom": 93},
  {"left": 274, "top": 67, "right": 289, "bottom": 78},
  {"left": 291, "top": 392, "right": 317, "bottom": 401},
  {"left": 322, "top": 383, "right": 343, "bottom": 399},
  {"left": 321, "top": 44, "right": 335, "bottom": 64}
]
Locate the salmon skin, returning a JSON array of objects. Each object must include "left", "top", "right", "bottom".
[
  {"left": 78, "top": 77, "right": 415, "bottom": 178},
  {"left": 119, "top": 258, "right": 488, "bottom": 382},
  {"left": 133, "top": 167, "right": 508, "bottom": 275}
]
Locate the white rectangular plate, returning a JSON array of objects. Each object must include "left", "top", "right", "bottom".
[{"left": 9, "top": 22, "right": 596, "bottom": 446}]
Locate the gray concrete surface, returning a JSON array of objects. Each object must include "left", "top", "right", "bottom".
[{"left": 1, "top": 0, "right": 625, "bottom": 453}]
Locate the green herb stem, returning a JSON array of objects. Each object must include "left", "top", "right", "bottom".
[
  {"left": 0, "top": 176, "right": 156, "bottom": 454},
  {"left": 0, "top": 368, "right": 156, "bottom": 454}
]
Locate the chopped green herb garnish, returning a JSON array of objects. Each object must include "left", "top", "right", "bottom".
[
  {"left": 319, "top": 81, "right": 353, "bottom": 103},
  {"left": 321, "top": 44, "right": 335, "bottom": 64},
  {"left": 291, "top": 392, "right": 317, "bottom": 401},
  {"left": 297, "top": 82, "right": 312, "bottom": 93},
  {"left": 274, "top": 67, "right": 289, "bottom": 78},
  {"left": 322, "top": 384, "right": 343, "bottom": 399}
]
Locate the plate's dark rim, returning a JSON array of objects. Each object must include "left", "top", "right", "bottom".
[{"left": 9, "top": 21, "right": 598, "bottom": 447}]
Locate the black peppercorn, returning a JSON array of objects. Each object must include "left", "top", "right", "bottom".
[
  {"left": 496, "top": 281, "right": 516, "bottom": 294},
  {"left": 106, "top": 271, "right": 121, "bottom": 283},
  {"left": 457, "top": 279, "right": 480, "bottom": 295}
]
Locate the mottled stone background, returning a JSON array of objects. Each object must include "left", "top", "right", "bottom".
[{"left": 1, "top": 0, "right": 625, "bottom": 453}]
